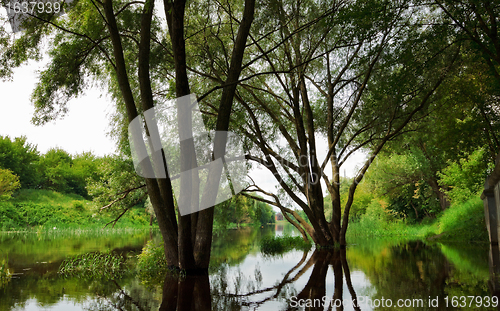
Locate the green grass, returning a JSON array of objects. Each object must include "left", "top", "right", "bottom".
[
  {"left": 260, "top": 235, "right": 311, "bottom": 255},
  {"left": 58, "top": 252, "right": 125, "bottom": 280},
  {"left": 347, "top": 196, "right": 488, "bottom": 243},
  {"left": 433, "top": 196, "right": 488, "bottom": 242},
  {"left": 0, "top": 189, "right": 152, "bottom": 231},
  {"left": 135, "top": 240, "right": 183, "bottom": 286}
]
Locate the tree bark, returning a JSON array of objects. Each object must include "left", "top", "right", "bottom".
[{"left": 103, "top": 0, "right": 179, "bottom": 267}]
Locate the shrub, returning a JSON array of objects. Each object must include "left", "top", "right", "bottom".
[
  {"left": 72, "top": 200, "right": 85, "bottom": 211},
  {"left": 438, "top": 148, "right": 490, "bottom": 204},
  {"left": 136, "top": 241, "right": 170, "bottom": 282},
  {"left": 0, "top": 168, "right": 20, "bottom": 201},
  {"left": 436, "top": 196, "right": 488, "bottom": 242}
]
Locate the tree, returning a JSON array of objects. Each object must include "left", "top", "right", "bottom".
[
  {"left": 434, "top": 0, "right": 500, "bottom": 82},
  {"left": 364, "top": 152, "right": 443, "bottom": 222},
  {"left": 0, "top": 0, "right": 256, "bottom": 274},
  {"left": 233, "top": 0, "right": 460, "bottom": 246},
  {"left": 439, "top": 148, "right": 491, "bottom": 204},
  {"left": 362, "top": 23, "right": 500, "bottom": 220},
  {"left": 87, "top": 155, "right": 147, "bottom": 226},
  {"left": 0, "top": 136, "right": 41, "bottom": 189},
  {"left": 0, "top": 169, "right": 20, "bottom": 201}
]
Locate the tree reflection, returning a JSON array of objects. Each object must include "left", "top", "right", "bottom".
[
  {"left": 160, "top": 274, "right": 212, "bottom": 311},
  {"left": 78, "top": 241, "right": 500, "bottom": 311},
  {"left": 210, "top": 249, "right": 361, "bottom": 311}
]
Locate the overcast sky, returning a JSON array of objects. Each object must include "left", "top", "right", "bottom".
[{"left": 0, "top": 60, "right": 116, "bottom": 156}]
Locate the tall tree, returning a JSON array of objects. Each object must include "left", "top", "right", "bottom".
[
  {"left": 234, "top": 0, "right": 460, "bottom": 246},
  {"left": 0, "top": 0, "right": 255, "bottom": 273}
]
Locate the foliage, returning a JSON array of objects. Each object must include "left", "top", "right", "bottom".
[
  {"left": 39, "top": 148, "right": 79, "bottom": 195},
  {"left": 259, "top": 235, "right": 311, "bottom": 255},
  {"left": 438, "top": 148, "right": 491, "bottom": 204},
  {"left": 0, "top": 136, "right": 41, "bottom": 189},
  {"left": 87, "top": 155, "right": 147, "bottom": 223},
  {"left": 0, "top": 0, "right": 497, "bottom": 253},
  {"left": 0, "top": 136, "right": 103, "bottom": 199},
  {"left": 37, "top": 149, "right": 101, "bottom": 198},
  {"left": 353, "top": 199, "right": 399, "bottom": 235},
  {"left": 58, "top": 252, "right": 125, "bottom": 279},
  {"left": 0, "top": 169, "right": 20, "bottom": 201},
  {"left": 347, "top": 195, "right": 488, "bottom": 243},
  {"left": 325, "top": 177, "right": 374, "bottom": 222},
  {"left": 435, "top": 196, "right": 488, "bottom": 242},
  {"left": 136, "top": 241, "right": 170, "bottom": 283},
  {"left": 214, "top": 195, "right": 275, "bottom": 229},
  {"left": 0, "top": 189, "right": 151, "bottom": 230}
]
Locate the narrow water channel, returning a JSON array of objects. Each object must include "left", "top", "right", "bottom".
[{"left": 0, "top": 225, "right": 498, "bottom": 310}]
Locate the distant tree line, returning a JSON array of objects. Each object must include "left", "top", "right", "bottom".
[
  {"left": 0, "top": 135, "right": 275, "bottom": 227},
  {"left": 0, "top": 135, "right": 99, "bottom": 199}
]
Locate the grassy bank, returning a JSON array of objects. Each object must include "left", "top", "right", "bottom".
[
  {"left": 347, "top": 196, "right": 488, "bottom": 243},
  {"left": 0, "top": 189, "right": 152, "bottom": 231}
]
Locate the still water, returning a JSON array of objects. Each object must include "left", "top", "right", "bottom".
[{"left": 0, "top": 225, "right": 498, "bottom": 310}]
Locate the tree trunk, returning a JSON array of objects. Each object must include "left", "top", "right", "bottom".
[
  {"left": 164, "top": 0, "right": 256, "bottom": 273},
  {"left": 428, "top": 178, "right": 450, "bottom": 211}
]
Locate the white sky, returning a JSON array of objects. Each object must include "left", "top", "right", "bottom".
[{"left": 0, "top": 60, "right": 116, "bottom": 156}]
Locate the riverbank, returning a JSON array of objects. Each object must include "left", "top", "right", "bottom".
[
  {"left": 0, "top": 189, "right": 152, "bottom": 230},
  {"left": 347, "top": 196, "right": 488, "bottom": 243}
]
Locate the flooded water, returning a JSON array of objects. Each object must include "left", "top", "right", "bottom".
[{"left": 0, "top": 225, "right": 499, "bottom": 310}]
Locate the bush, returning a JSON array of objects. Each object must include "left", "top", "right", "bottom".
[
  {"left": 435, "top": 196, "right": 488, "bottom": 242},
  {"left": 136, "top": 241, "right": 170, "bottom": 282},
  {"left": 357, "top": 199, "right": 397, "bottom": 231},
  {"left": 0, "top": 202, "right": 23, "bottom": 230},
  {"left": 72, "top": 200, "right": 85, "bottom": 211},
  {"left": 0, "top": 169, "right": 20, "bottom": 201},
  {"left": 438, "top": 148, "right": 490, "bottom": 204}
]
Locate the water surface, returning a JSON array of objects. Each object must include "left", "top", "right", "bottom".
[{"left": 0, "top": 226, "right": 498, "bottom": 310}]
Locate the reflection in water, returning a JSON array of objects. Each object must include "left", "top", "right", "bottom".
[
  {"left": 489, "top": 245, "right": 500, "bottom": 310},
  {"left": 80, "top": 248, "right": 362, "bottom": 310},
  {"left": 160, "top": 274, "right": 211, "bottom": 311},
  {"left": 209, "top": 249, "right": 360, "bottom": 311},
  {"left": 275, "top": 224, "right": 284, "bottom": 235},
  {"left": 2, "top": 227, "right": 500, "bottom": 310}
]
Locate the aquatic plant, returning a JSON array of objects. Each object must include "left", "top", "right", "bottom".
[
  {"left": 58, "top": 252, "right": 125, "bottom": 279},
  {"left": 260, "top": 235, "right": 311, "bottom": 255}
]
